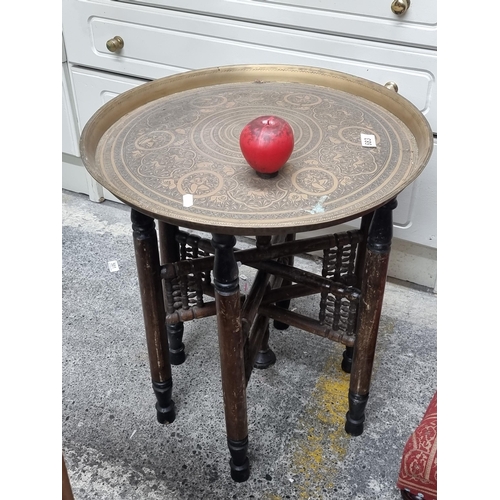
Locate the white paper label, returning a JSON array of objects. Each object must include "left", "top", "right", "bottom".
[
  {"left": 108, "top": 261, "right": 119, "bottom": 272},
  {"left": 360, "top": 134, "right": 377, "bottom": 148},
  {"left": 183, "top": 194, "right": 194, "bottom": 207}
]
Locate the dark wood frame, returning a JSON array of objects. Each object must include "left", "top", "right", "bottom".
[{"left": 130, "top": 198, "right": 397, "bottom": 482}]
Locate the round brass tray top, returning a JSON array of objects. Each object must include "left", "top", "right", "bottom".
[{"left": 81, "top": 65, "right": 433, "bottom": 235}]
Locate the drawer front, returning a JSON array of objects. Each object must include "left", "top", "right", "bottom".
[
  {"left": 69, "top": 67, "right": 149, "bottom": 202},
  {"left": 301, "top": 139, "right": 437, "bottom": 249},
  {"left": 393, "top": 138, "right": 437, "bottom": 248},
  {"left": 63, "top": 3, "right": 437, "bottom": 132},
  {"left": 62, "top": 64, "right": 80, "bottom": 156},
  {"left": 113, "top": 0, "right": 436, "bottom": 49},
  {"left": 62, "top": 33, "right": 67, "bottom": 63},
  {"left": 69, "top": 66, "right": 149, "bottom": 133}
]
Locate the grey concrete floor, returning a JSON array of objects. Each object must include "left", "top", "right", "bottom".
[{"left": 62, "top": 189, "right": 437, "bottom": 500}]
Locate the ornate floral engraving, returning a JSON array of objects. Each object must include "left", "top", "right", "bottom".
[
  {"left": 134, "top": 130, "right": 175, "bottom": 150},
  {"left": 177, "top": 170, "right": 224, "bottom": 198},
  {"left": 292, "top": 167, "right": 339, "bottom": 196},
  {"left": 95, "top": 79, "right": 418, "bottom": 232}
]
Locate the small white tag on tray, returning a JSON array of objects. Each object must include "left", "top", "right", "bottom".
[
  {"left": 183, "top": 194, "right": 194, "bottom": 207},
  {"left": 360, "top": 134, "right": 377, "bottom": 148}
]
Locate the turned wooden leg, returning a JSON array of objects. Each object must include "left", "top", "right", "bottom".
[
  {"left": 158, "top": 221, "right": 186, "bottom": 365},
  {"left": 341, "top": 346, "right": 354, "bottom": 374},
  {"left": 212, "top": 233, "right": 250, "bottom": 482},
  {"left": 345, "top": 199, "right": 397, "bottom": 436},
  {"left": 341, "top": 215, "right": 373, "bottom": 374},
  {"left": 249, "top": 236, "right": 276, "bottom": 369},
  {"left": 273, "top": 233, "right": 296, "bottom": 330},
  {"left": 132, "top": 209, "right": 175, "bottom": 425},
  {"left": 253, "top": 324, "right": 276, "bottom": 369}
]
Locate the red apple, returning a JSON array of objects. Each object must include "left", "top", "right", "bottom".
[{"left": 239, "top": 116, "right": 294, "bottom": 177}]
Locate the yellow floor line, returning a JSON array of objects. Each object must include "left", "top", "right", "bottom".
[
  {"left": 290, "top": 348, "right": 351, "bottom": 499},
  {"left": 263, "top": 319, "right": 394, "bottom": 499}
]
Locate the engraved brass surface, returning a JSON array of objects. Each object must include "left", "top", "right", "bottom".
[{"left": 81, "top": 65, "right": 433, "bottom": 235}]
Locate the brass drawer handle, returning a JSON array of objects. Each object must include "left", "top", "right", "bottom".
[
  {"left": 106, "top": 36, "right": 124, "bottom": 53},
  {"left": 384, "top": 81, "right": 399, "bottom": 93},
  {"left": 391, "top": 0, "right": 410, "bottom": 15}
]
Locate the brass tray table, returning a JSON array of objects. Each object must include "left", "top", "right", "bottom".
[{"left": 80, "top": 64, "right": 433, "bottom": 482}]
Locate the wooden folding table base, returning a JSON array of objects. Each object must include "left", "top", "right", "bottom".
[{"left": 131, "top": 198, "right": 396, "bottom": 481}]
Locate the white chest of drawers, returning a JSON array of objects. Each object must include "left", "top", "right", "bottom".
[{"left": 62, "top": 0, "right": 437, "bottom": 287}]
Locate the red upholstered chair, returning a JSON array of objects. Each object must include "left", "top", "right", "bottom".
[{"left": 397, "top": 392, "right": 437, "bottom": 500}]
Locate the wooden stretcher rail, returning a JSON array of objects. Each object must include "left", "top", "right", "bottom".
[
  {"left": 258, "top": 304, "right": 356, "bottom": 347},
  {"left": 160, "top": 230, "right": 364, "bottom": 280}
]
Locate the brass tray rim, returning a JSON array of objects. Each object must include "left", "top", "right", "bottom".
[{"left": 80, "top": 64, "right": 434, "bottom": 235}]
